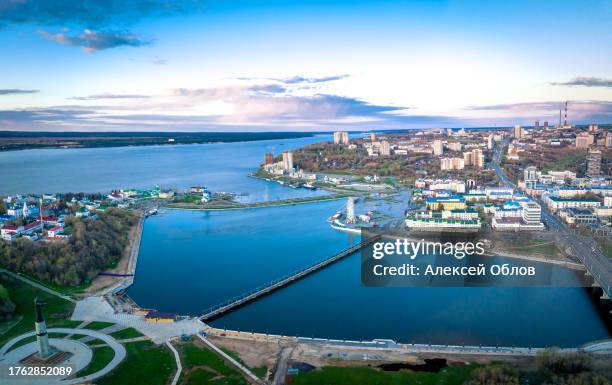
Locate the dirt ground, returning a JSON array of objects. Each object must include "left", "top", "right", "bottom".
[
  {"left": 209, "top": 335, "right": 283, "bottom": 370},
  {"left": 209, "top": 335, "right": 536, "bottom": 372}
]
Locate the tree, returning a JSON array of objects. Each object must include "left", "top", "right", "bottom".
[
  {"left": 0, "top": 284, "right": 16, "bottom": 321},
  {"left": 537, "top": 348, "right": 593, "bottom": 375},
  {"left": 465, "top": 364, "right": 520, "bottom": 385}
]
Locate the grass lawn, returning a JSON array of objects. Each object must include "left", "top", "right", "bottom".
[
  {"left": 85, "top": 338, "right": 107, "bottom": 346},
  {"left": 0, "top": 274, "right": 74, "bottom": 347},
  {"left": 178, "top": 342, "right": 249, "bottom": 385},
  {"left": 96, "top": 340, "right": 175, "bottom": 385},
  {"left": 109, "top": 327, "right": 144, "bottom": 340},
  {"left": 77, "top": 345, "right": 115, "bottom": 377},
  {"left": 85, "top": 321, "right": 115, "bottom": 330},
  {"left": 290, "top": 364, "right": 478, "bottom": 385}
]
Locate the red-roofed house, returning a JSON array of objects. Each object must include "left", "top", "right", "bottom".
[{"left": 46, "top": 225, "right": 64, "bottom": 238}]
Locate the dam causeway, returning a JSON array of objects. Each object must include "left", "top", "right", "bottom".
[{"left": 199, "top": 234, "right": 381, "bottom": 321}]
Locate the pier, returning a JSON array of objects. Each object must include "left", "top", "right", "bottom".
[{"left": 200, "top": 234, "right": 380, "bottom": 321}]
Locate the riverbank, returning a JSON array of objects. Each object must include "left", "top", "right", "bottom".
[
  {"left": 0, "top": 131, "right": 316, "bottom": 152},
  {"left": 166, "top": 193, "right": 349, "bottom": 211},
  {"left": 85, "top": 211, "right": 144, "bottom": 296}
]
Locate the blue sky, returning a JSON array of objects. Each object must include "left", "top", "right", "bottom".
[{"left": 0, "top": 0, "right": 611, "bottom": 131}]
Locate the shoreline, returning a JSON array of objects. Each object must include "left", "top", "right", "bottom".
[
  {"left": 202, "top": 325, "right": 611, "bottom": 355},
  {"left": 0, "top": 131, "right": 318, "bottom": 153},
  {"left": 166, "top": 193, "right": 348, "bottom": 211},
  {"left": 85, "top": 211, "right": 145, "bottom": 296}
]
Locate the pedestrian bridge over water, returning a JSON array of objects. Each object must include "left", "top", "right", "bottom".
[{"left": 200, "top": 234, "right": 380, "bottom": 321}]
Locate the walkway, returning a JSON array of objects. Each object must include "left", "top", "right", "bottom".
[
  {"left": 197, "top": 334, "right": 265, "bottom": 385},
  {"left": 201, "top": 236, "right": 380, "bottom": 321},
  {"left": 0, "top": 268, "right": 76, "bottom": 303}
]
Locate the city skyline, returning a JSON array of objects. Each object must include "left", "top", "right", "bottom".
[{"left": 1, "top": 0, "right": 612, "bottom": 131}]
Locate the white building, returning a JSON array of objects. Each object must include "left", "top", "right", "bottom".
[
  {"left": 333, "top": 131, "right": 349, "bottom": 145},
  {"left": 282, "top": 151, "right": 294, "bottom": 171},
  {"left": 380, "top": 141, "right": 391, "bottom": 156},
  {"left": 432, "top": 140, "right": 444, "bottom": 156},
  {"left": 440, "top": 157, "right": 465, "bottom": 171}
]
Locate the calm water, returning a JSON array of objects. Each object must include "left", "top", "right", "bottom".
[
  {"left": 130, "top": 201, "right": 610, "bottom": 347},
  {"left": 128, "top": 199, "right": 357, "bottom": 314},
  {"left": 0, "top": 135, "right": 330, "bottom": 202}
]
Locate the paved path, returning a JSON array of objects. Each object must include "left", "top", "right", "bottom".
[
  {"left": 166, "top": 339, "right": 182, "bottom": 385},
  {"left": 72, "top": 296, "right": 203, "bottom": 343},
  {"left": 0, "top": 269, "right": 76, "bottom": 303},
  {"left": 0, "top": 327, "right": 126, "bottom": 385}
]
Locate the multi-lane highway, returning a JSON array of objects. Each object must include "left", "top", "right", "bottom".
[{"left": 490, "top": 139, "right": 612, "bottom": 298}]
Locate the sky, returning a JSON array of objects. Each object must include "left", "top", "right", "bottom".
[{"left": 0, "top": 0, "right": 612, "bottom": 132}]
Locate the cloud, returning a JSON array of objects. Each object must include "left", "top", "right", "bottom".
[
  {"left": 551, "top": 77, "right": 612, "bottom": 88},
  {"left": 0, "top": 86, "right": 416, "bottom": 131},
  {"left": 277, "top": 74, "right": 350, "bottom": 84},
  {"left": 0, "top": 0, "right": 203, "bottom": 29},
  {"left": 0, "top": 89, "right": 39, "bottom": 95},
  {"left": 465, "top": 100, "right": 612, "bottom": 125},
  {"left": 0, "top": 0, "right": 202, "bottom": 50},
  {"left": 151, "top": 56, "right": 168, "bottom": 65},
  {"left": 70, "top": 93, "right": 151, "bottom": 100},
  {"left": 40, "top": 29, "right": 150, "bottom": 52},
  {"left": 236, "top": 74, "right": 350, "bottom": 85}
]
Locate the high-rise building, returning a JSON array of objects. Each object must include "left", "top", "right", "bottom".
[
  {"left": 575, "top": 132, "right": 594, "bottom": 149},
  {"left": 524, "top": 166, "right": 539, "bottom": 183},
  {"left": 543, "top": 121, "right": 549, "bottom": 129},
  {"left": 534, "top": 120, "right": 540, "bottom": 130},
  {"left": 370, "top": 133, "right": 376, "bottom": 141},
  {"left": 380, "top": 141, "right": 391, "bottom": 156},
  {"left": 513, "top": 125, "right": 523, "bottom": 139},
  {"left": 440, "top": 157, "right": 465, "bottom": 171},
  {"left": 605, "top": 133, "right": 612, "bottom": 148},
  {"left": 487, "top": 135, "right": 494, "bottom": 150},
  {"left": 333, "top": 131, "right": 349, "bottom": 145},
  {"left": 588, "top": 124, "right": 598, "bottom": 133},
  {"left": 447, "top": 142, "right": 463, "bottom": 152},
  {"left": 282, "top": 151, "right": 294, "bottom": 171},
  {"left": 587, "top": 148, "right": 602, "bottom": 177},
  {"left": 432, "top": 139, "right": 444, "bottom": 156},
  {"left": 264, "top": 153, "right": 274, "bottom": 165},
  {"left": 463, "top": 149, "right": 484, "bottom": 168}
]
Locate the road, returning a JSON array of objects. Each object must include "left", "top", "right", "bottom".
[{"left": 490, "top": 140, "right": 612, "bottom": 298}]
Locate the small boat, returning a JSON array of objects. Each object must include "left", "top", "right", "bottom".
[
  {"left": 327, "top": 211, "right": 342, "bottom": 222},
  {"left": 303, "top": 183, "right": 317, "bottom": 190}
]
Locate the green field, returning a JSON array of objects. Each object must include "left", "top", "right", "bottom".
[
  {"left": 85, "top": 321, "right": 116, "bottom": 330},
  {"left": 96, "top": 340, "right": 175, "bottom": 385},
  {"left": 178, "top": 342, "right": 249, "bottom": 385},
  {"left": 77, "top": 345, "right": 116, "bottom": 377},
  {"left": 290, "top": 364, "right": 478, "bottom": 385},
  {"left": 0, "top": 274, "right": 75, "bottom": 347},
  {"left": 109, "top": 327, "right": 144, "bottom": 340}
]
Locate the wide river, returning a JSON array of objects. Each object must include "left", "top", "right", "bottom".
[{"left": 1, "top": 136, "right": 609, "bottom": 347}]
